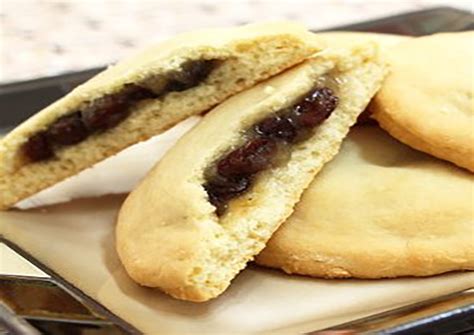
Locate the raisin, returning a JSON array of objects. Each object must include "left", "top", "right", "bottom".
[
  {"left": 292, "top": 108, "right": 329, "bottom": 128},
  {"left": 255, "top": 116, "right": 296, "bottom": 142},
  {"left": 308, "top": 87, "right": 338, "bottom": 112},
  {"left": 165, "top": 79, "right": 192, "bottom": 92},
  {"left": 122, "top": 84, "right": 157, "bottom": 101},
  {"left": 82, "top": 83, "right": 157, "bottom": 132},
  {"left": 292, "top": 87, "right": 338, "bottom": 128},
  {"left": 206, "top": 175, "right": 251, "bottom": 198},
  {"left": 166, "top": 60, "right": 216, "bottom": 92},
  {"left": 47, "top": 112, "right": 89, "bottom": 145},
  {"left": 22, "top": 132, "right": 54, "bottom": 162},
  {"left": 81, "top": 95, "right": 130, "bottom": 131},
  {"left": 217, "top": 137, "right": 277, "bottom": 177},
  {"left": 205, "top": 176, "right": 251, "bottom": 215}
]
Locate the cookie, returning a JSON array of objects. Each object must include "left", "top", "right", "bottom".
[
  {"left": 256, "top": 126, "right": 474, "bottom": 278},
  {"left": 370, "top": 32, "right": 474, "bottom": 172},
  {"left": 0, "top": 22, "right": 319, "bottom": 209},
  {"left": 116, "top": 43, "right": 386, "bottom": 302}
]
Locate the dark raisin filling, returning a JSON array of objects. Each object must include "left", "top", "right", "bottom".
[
  {"left": 22, "top": 132, "right": 54, "bottom": 162},
  {"left": 204, "top": 87, "right": 338, "bottom": 216},
  {"left": 21, "top": 59, "right": 219, "bottom": 163},
  {"left": 81, "top": 84, "right": 154, "bottom": 132},
  {"left": 165, "top": 60, "right": 217, "bottom": 92},
  {"left": 48, "top": 112, "right": 88, "bottom": 145}
]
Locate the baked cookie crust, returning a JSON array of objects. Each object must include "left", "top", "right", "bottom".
[{"left": 256, "top": 126, "right": 474, "bottom": 278}]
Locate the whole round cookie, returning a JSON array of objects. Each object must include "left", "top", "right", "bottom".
[
  {"left": 256, "top": 126, "right": 474, "bottom": 278},
  {"left": 370, "top": 32, "right": 474, "bottom": 172}
]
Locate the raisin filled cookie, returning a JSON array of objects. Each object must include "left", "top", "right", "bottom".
[
  {"left": 116, "top": 43, "right": 386, "bottom": 302},
  {"left": 0, "top": 22, "right": 319, "bottom": 209}
]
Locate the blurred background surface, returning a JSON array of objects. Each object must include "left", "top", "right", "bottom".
[{"left": 0, "top": 0, "right": 472, "bottom": 83}]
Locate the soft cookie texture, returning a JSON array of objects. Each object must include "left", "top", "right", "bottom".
[
  {"left": 0, "top": 22, "right": 319, "bottom": 210},
  {"left": 256, "top": 126, "right": 474, "bottom": 278},
  {"left": 116, "top": 44, "right": 386, "bottom": 302},
  {"left": 370, "top": 32, "right": 474, "bottom": 172}
]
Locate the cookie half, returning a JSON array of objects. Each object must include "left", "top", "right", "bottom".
[
  {"left": 256, "top": 126, "right": 474, "bottom": 278},
  {"left": 370, "top": 32, "right": 474, "bottom": 172},
  {"left": 116, "top": 44, "right": 386, "bottom": 301},
  {"left": 0, "top": 22, "right": 319, "bottom": 209}
]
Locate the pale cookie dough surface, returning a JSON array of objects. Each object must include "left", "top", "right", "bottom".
[
  {"left": 370, "top": 32, "right": 474, "bottom": 172},
  {"left": 256, "top": 126, "right": 474, "bottom": 278}
]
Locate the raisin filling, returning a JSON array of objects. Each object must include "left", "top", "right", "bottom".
[
  {"left": 204, "top": 87, "right": 338, "bottom": 216},
  {"left": 21, "top": 59, "right": 219, "bottom": 163}
]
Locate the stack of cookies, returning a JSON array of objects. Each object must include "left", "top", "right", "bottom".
[{"left": 0, "top": 23, "right": 472, "bottom": 302}]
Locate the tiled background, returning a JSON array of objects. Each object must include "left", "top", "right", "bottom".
[{"left": 0, "top": 0, "right": 472, "bottom": 83}]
